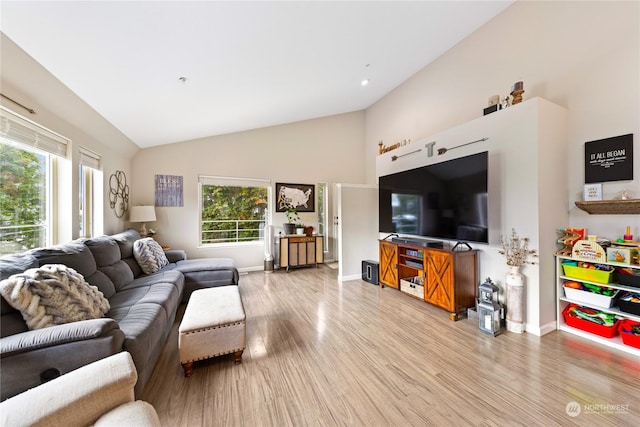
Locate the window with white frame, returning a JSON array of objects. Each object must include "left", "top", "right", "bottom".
[
  {"left": 0, "top": 106, "right": 68, "bottom": 254},
  {"left": 317, "top": 182, "right": 328, "bottom": 252},
  {"left": 199, "top": 176, "right": 269, "bottom": 245},
  {"left": 78, "top": 147, "right": 101, "bottom": 238}
]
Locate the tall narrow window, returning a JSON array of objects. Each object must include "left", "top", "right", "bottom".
[
  {"left": 317, "top": 182, "right": 328, "bottom": 252},
  {"left": 0, "top": 106, "right": 68, "bottom": 254},
  {"left": 0, "top": 142, "right": 49, "bottom": 254},
  {"left": 0, "top": 106, "right": 69, "bottom": 254},
  {"left": 78, "top": 148, "right": 101, "bottom": 238},
  {"left": 199, "top": 176, "right": 269, "bottom": 245}
]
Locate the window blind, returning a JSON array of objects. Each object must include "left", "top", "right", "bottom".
[
  {"left": 198, "top": 175, "right": 270, "bottom": 188},
  {"left": 79, "top": 146, "right": 101, "bottom": 170},
  {"left": 0, "top": 106, "right": 69, "bottom": 157}
]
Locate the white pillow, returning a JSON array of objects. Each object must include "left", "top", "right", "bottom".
[
  {"left": 133, "top": 238, "right": 169, "bottom": 274},
  {"left": 0, "top": 264, "right": 110, "bottom": 330}
]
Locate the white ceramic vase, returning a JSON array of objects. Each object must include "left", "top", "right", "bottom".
[{"left": 506, "top": 265, "right": 525, "bottom": 333}]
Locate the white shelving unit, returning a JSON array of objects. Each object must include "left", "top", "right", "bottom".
[{"left": 556, "top": 255, "right": 640, "bottom": 356}]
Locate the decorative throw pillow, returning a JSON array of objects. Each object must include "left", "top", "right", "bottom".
[
  {"left": 133, "top": 238, "right": 169, "bottom": 275},
  {"left": 0, "top": 264, "right": 110, "bottom": 330}
]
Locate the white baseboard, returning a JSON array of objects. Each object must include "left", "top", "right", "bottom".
[
  {"left": 339, "top": 273, "right": 362, "bottom": 282},
  {"left": 524, "top": 320, "right": 557, "bottom": 337}
]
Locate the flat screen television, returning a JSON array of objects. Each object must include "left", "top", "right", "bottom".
[{"left": 378, "top": 151, "right": 488, "bottom": 244}]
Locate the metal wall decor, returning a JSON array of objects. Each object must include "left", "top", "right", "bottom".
[{"left": 109, "top": 170, "right": 129, "bottom": 218}]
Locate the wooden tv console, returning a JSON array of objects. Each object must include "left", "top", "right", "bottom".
[{"left": 379, "top": 239, "right": 478, "bottom": 321}]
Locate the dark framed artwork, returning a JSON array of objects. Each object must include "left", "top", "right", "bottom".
[
  {"left": 155, "top": 174, "right": 184, "bottom": 207},
  {"left": 584, "top": 134, "right": 633, "bottom": 183},
  {"left": 275, "top": 183, "right": 315, "bottom": 212}
]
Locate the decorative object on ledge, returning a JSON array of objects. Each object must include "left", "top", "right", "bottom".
[
  {"left": 378, "top": 138, "right": 411, "bottom": 154},
  {"left": 575, "top": 199, "right": 640, "bottom": 215},
  {"left": 391, "top": 149, "right": 421, "bottom": 162},
  {"left": 437, "top": 137, "right": 488, "bottom": 156},
  {"left": 510, "top": 81, "right": 524, "bottom": 104},
  {"left": 109, "top": 170, "right": 129, "bottom": 218},
  {"left": 583, "top": 183, "right": 602, "bottom": 201},
  {"left": 425, "top": 141, "right": 436, "bottom": 157},
  {"left": 130, "top": 205, "right": 157, "bottom": 237},
  {"left": 484, "top": 95, "right": 501, "bottom": 115}
]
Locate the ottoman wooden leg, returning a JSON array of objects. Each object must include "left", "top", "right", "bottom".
[
  {"left": 233, "top": 350, "right": 244, "bottom": 364},
  {"left": 182, "top": 362, "right": 194, "bottom": 377}
]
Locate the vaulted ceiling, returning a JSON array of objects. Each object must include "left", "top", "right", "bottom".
[{"left": 1, "top": 1, "right": 513, "bottom": 148}]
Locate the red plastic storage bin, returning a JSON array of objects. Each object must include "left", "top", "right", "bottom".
[
  {"left": 618, "top": 319, "right": 640, "bottom": 349},
  {"left": 562, "top": 304, "right": 619, "bottom": 338}
]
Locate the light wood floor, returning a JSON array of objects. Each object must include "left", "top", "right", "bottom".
[{"left": 141, "top": 266, "right": 640, "bottom": 426}]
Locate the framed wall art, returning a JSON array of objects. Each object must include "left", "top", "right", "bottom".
[
  {"left": 584, "top": 134, "right": 633, "bottom": 183},
  {"left": 155, "top": 174, "right": 183, "bottom": 207},
  {"left": 275, "top": 183, "right": 315, "bottom": 212}
]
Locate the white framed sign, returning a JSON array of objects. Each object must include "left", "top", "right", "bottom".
[{"left": 583, "top": 183, "right": 602, "bottom": 201}]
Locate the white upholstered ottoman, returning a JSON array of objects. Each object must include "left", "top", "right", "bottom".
[{"left": 178, "top": 286, "right": 246, "bottom": 377}]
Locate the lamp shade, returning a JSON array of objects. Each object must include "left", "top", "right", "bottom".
[{"left": 129, "top": 205, "right": 156, "bottom": 223}]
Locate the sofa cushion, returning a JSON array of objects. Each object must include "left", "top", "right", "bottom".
[
  {"left": 0, "top": 253, "right": 39, "bottom": 281},
  {"left": 108, "top": 283, "right": 180, "bottom": 324},
  {"left": 0, "top": 264, "right": 110, "bottom": 330},
  {"left": 85, "top": 236, "right": 134, "bottom": 291},
  {"left": 30, "top": 241, "right": 97, "bottom": 279},
  {"left": 133, "top": 239, "right": 169, "bottom": 275},
  {"left": 84, "top": 270, "right": 117, "bottom": 299},
  {"left": 108, "top": 302, "right": 170, "bottom": 394},
  {"left": 112, "top": 230, "right": 145, "bottom": 278}
]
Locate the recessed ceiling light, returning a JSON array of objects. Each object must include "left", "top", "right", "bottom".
[{"left": 361, "top": 79, "right": 370, "bottom": 86}]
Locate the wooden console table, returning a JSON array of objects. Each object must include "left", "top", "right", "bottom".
[
  {"left": 279, "top": 235, "right": 324, "bottom": 271},
  {"left": 379, "top": 239, "right": 478, "bottom": 321}
]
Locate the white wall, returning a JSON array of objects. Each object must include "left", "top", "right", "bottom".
[
  {"left": 0, "top": 34, "right": 140, "bottom": 238},
  {"left": 366, "top": 1, "right": 639, "bottom": 231},
  {"left": 131, "top": 111, "right": 366, "bottom": 270},
  {"left": 366, "top": 1, "right": 639, "bottom": 333}
]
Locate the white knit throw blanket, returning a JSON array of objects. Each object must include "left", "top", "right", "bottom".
[{"left": 0, "top": 264, "right": 110, "bottom": 330}]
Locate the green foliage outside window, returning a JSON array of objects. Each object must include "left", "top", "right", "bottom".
[
  {"left": 0, "top": 142, "right": 47, "bottom": 254},
  {"left": 201, "top": 185, "right": 268, "bottom": 244}
]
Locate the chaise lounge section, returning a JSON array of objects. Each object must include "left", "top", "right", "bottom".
[{"left": 0, "top": 230, "right": 238, "bottom": 400}]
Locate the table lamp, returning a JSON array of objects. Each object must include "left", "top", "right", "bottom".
[{"left": 129, "top": 205, "right": 156, "bottom": 237}]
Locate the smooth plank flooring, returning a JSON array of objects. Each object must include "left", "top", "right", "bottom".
[{"left": 142, "top": 266, "right": 640, "bottom": 426}]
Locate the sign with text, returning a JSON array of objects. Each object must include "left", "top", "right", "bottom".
[{"left": 584, "top": 134, "right": 633, "bottom": 183}]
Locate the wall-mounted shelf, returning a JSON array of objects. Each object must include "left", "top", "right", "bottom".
[{"left": 575, "top": 199, "right": 640, "bottom": 215}]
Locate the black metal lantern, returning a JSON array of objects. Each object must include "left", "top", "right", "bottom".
[{"left": 478, "top": 277, "right": 502, "bottom": 336}]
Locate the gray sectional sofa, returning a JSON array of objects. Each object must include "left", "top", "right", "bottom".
[{"left": 0, "top": 230, "right": 238, "bottom": 400}]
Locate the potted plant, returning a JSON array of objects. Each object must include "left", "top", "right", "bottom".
[
  {"left": 283, "top": 207, "right": 299, "bottom": 235},
  {"left": 295, "top": 224, "right": 305, "bottom": 235}
]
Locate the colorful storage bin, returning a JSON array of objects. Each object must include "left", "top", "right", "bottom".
[
  {"left": 563, "top": 285, "right": 618, "bottom": 308},
  {"left": 618, "top": 319, "right": 640, "bottom": 349},
  {"left": 562, "top": 263, "right": 614, "bottom": 284},
  {"left": 562, "top": 304, "right": 619, "bottom": 338},
  {"left": 616, "top": 291, "right": 640, "bottom": 316},
  {"left": 616, "top": 268, "right": 640, "bottom": 288}
]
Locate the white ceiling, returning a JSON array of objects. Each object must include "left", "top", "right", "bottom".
[{"left": 1, "top": 1, "right": 513, "bottom": 148}]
